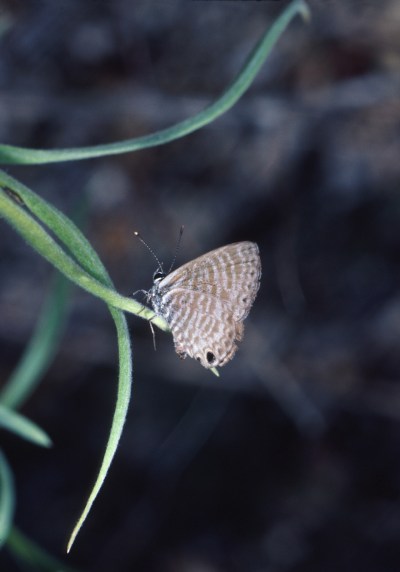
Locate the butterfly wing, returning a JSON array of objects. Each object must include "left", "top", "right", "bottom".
[
  {"left": 155, "top": 242, "right": 261, "bottom": 368},
  {"left": 162, "top": 288, "right": 244, "bottom": 368},
  {"left": 160, "top": 242, "right": 261, "bottom": 321}
]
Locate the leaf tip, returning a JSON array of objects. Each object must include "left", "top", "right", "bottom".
[
  {"left": 298, "top": 0, "right": 311, "bottom": 23},
  {"left": 66, "top": 519, "right": 81, "bottom": 554}
]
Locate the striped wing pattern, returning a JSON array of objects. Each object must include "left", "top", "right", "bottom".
[{"left": 150, "top": 242, "right": 261, "bottom": 369}]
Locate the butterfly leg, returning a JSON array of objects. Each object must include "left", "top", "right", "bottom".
[
  {"left": 132, "top": 289, "right": 152, "bottom": 318},
  {"left": 174, "top": 341, "right": 187, "bottom": 360},
  {"left": 132, "top": 288, "right": 150, "bottom": 298},
  {"left": 149, "top": 319, "right": 157, "bottom": 351}
]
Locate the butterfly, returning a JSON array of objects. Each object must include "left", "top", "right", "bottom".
[{"left": 144, "top": 240, "right": 261, "bottom": 369}]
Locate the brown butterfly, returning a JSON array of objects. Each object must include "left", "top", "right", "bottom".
[{"left": 146, "top": 241, "right": 261, "bottom": 369}]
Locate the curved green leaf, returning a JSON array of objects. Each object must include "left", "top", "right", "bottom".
[
  {"left": 0, "top": 405, "right": 52, "bottom": 447},
  {"left": 0, "top": 273, "right": 70, "bottom": 410},
  {"left": 0, "top": 176, "right": 136, "bottom": 551},
  {"left": 66, "top": 304, "right": 131, "bottom": 552},
  {"left": 0, "top": 176, "right": 168, "bottom": 332},
  {"left": 0, "top": 0, "right": 310, "bottom": 165},
  {"left": 0, "top": 450, "right": 15, "bottom": 549}
]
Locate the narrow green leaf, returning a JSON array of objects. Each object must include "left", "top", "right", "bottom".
[
  {"left": 0, "top": 0, "right": 310, "bottom": 165},
  {"left": 67, "top": 304, "right": 131, "bottom": 553},
  {"left": 0, "top": 176, "right": 136, "bottom": 550},
  {"left": 0, "top": 273, "right": 70, "bottom": 410},
  {"left": 0, "top": 179, "right": 168, "bottom": 332},
  {"left": 0, "top": 405, "right": 52, "bottom": 447},
  {"left": 0, "top": 182, "right": 135, "bottom": 549},
  {"left": 0, "top": 450, "right": 15, "bottom": 549}
]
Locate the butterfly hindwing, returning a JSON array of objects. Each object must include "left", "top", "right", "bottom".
[{"left": 163, "top": 288, "right": 243, "bottom": 368}]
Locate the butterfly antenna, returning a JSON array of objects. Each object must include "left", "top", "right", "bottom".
[
  {"left": 134, "top": 231, "right": 164, "bottom": 273},
  {"left": 167, "top": 225, "right": 184, "bottom": 274}
]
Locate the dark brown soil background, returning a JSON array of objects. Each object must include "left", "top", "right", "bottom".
[{"left": 1, "top": 0, "right": 400, "bottom": 570}]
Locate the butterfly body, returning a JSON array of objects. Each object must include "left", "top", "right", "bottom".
[{"left": 148, "top": 241, "right": 261, "bottom": 369}]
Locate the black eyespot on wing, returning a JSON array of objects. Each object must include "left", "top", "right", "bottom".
[{"left": 206, "top": 351, "right": 215, "bottom": 364}]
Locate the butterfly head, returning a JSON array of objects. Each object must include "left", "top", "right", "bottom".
[{"left": 153, "top": 270, "right": 166, "bottom": 284}]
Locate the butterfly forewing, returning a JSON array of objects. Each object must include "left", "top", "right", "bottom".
[
  {"left": 161, "top": 242, "right": 260, "bottom": 316},
  {"left": 149, "top": 241, "right": 261, "bottom": 369}
]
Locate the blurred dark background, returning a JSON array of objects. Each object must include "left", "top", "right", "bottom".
[{"left": 1, "top": 0, "right": 400, "bottom": 570}]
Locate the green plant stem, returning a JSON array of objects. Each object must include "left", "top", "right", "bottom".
[{"left": 0, "top": 188, "right": 168, "bottom": 331}]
